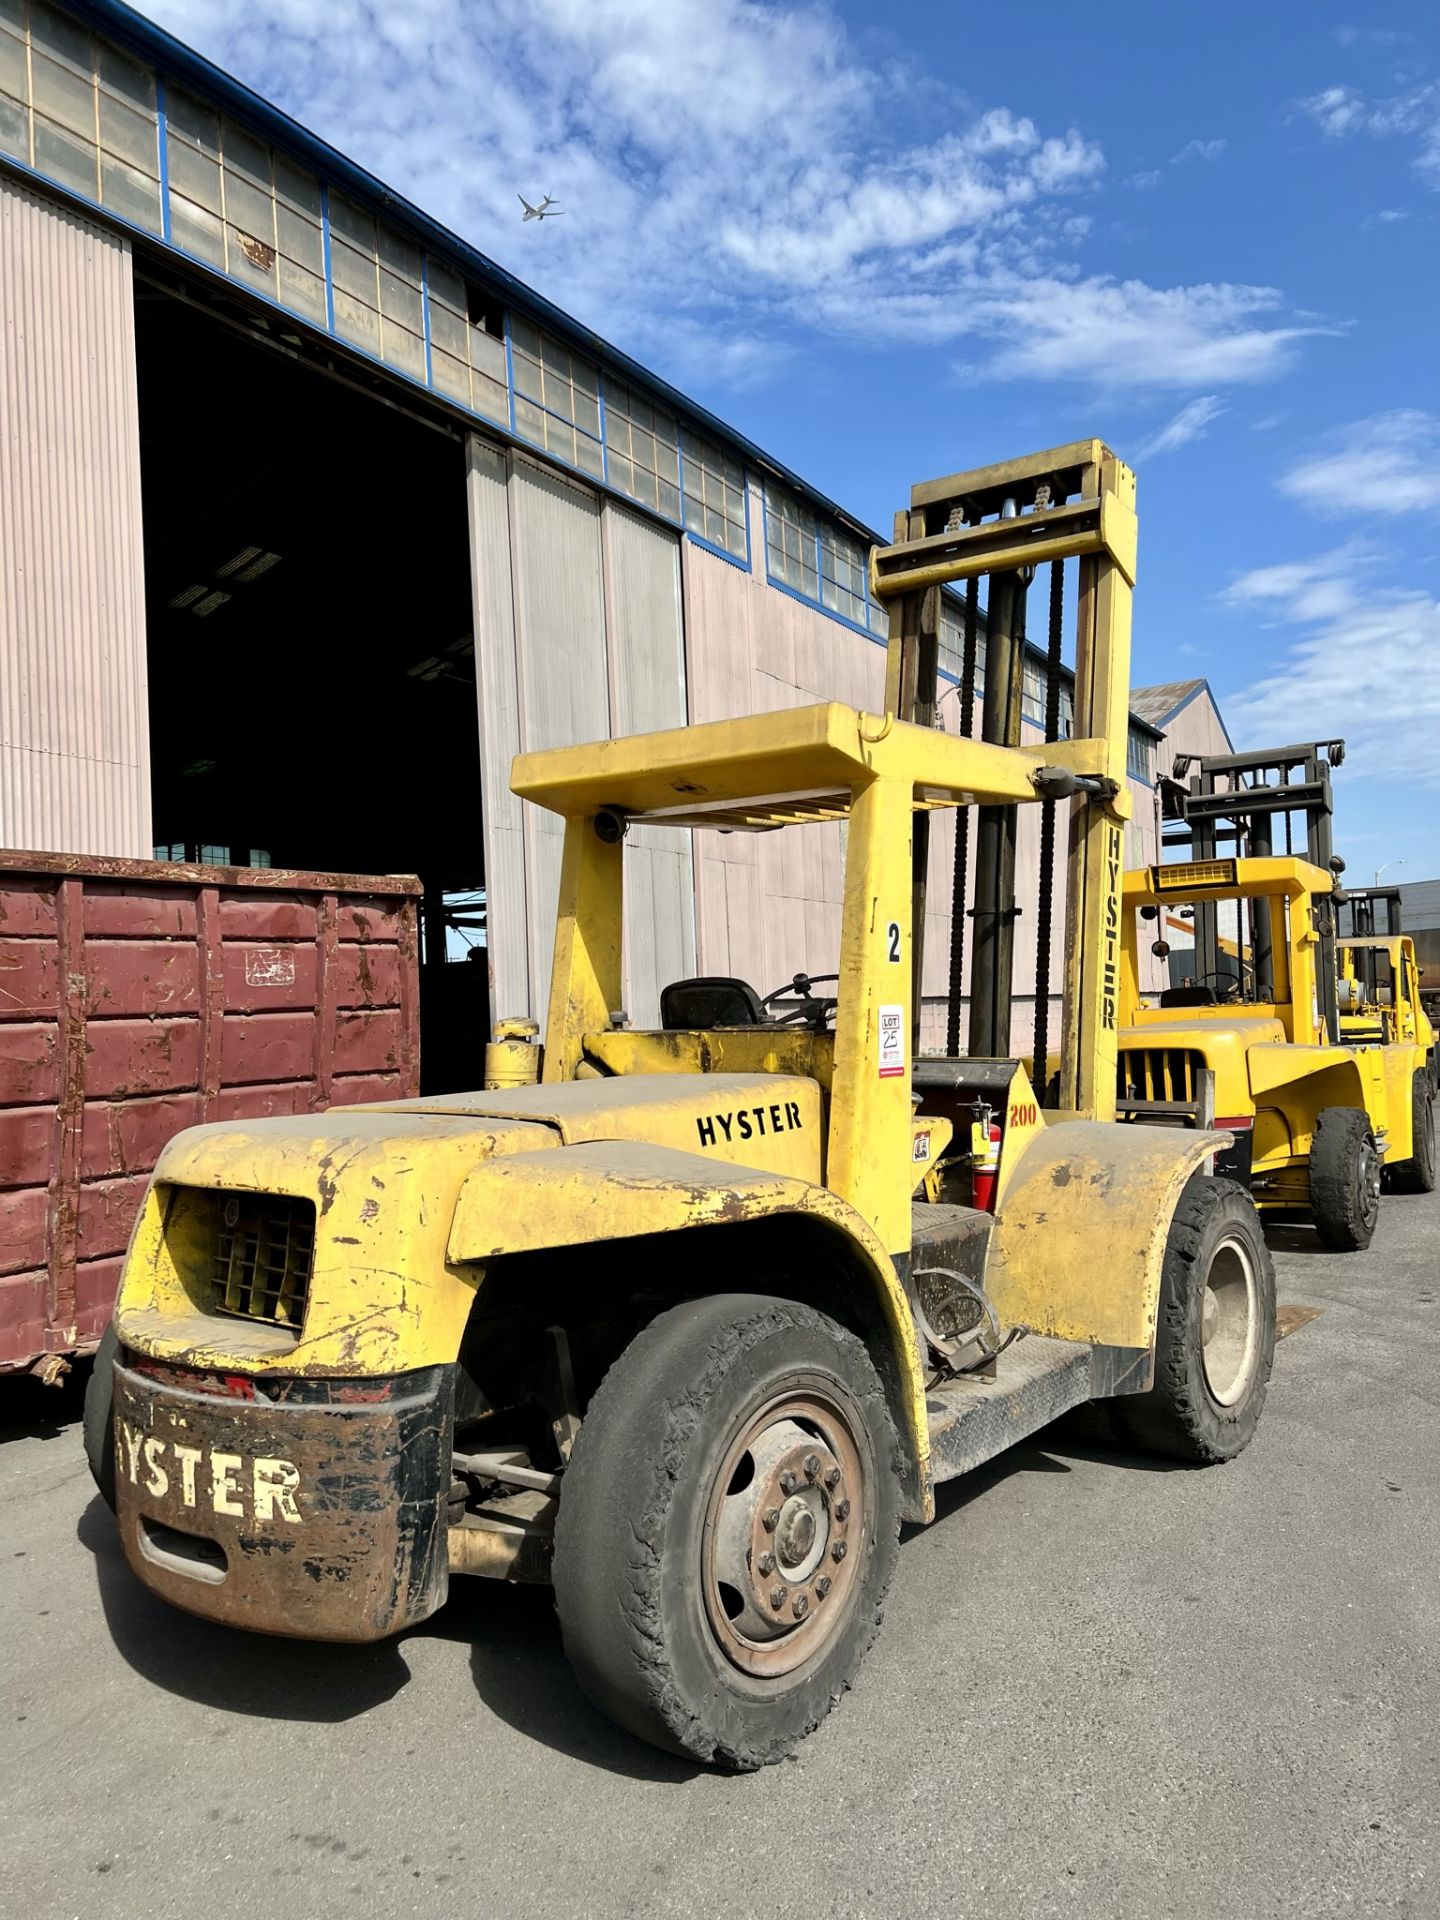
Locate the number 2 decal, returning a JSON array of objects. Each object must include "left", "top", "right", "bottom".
[{"left": 887, "top": 921, "right": 900, "bottom": 963}]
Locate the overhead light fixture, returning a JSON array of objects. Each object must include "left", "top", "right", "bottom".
[
  {"left": 214, "top": 545, "right": 263, "bottom": 578},
  {"left": 168, "top": 584, "right": 207, "bottom": 609},
  {"left": 192, "top": 590, "right": 233, "bottom": 618},
  {"left": 234, "top": 550, "right": 281, "bottom": 583}
]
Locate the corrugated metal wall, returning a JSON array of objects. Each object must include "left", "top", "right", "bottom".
[
  {"left": 467, "top": 438, "right": 693, "bottom": 1030},
  {"left": 0, "top": 176, "right": 149, "bottom": 857}
]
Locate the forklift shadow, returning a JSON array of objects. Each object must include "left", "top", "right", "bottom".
[
  {"left": 917, "top": 1404, "right": 1192, "bottom": 1533},
  {"left": 1262, "top": 1220, "right": 1329, "bottom": 1256},
  {"left": 76, "top": 1494, "right": 412, "bottom": 1723},
  {"left": 419, "top": 1579, "right": 706, "bottom": 1784}
]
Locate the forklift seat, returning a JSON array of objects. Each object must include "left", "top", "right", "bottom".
[
  {"left": 659, "top": 977, "right": 766, "bottom": 1030},
  {"left": 1159, "top": 986, "right": 1218, "bottom": 1008}
]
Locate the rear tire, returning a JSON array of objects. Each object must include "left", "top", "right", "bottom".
[
  {"left": 1310, "top": 1106, "right": 1382, "bottom": 1250},
  {"left": 1386, "top": 1072, "right": 1436, "bottom": 1195},
  {"left": 1112, "top": 1176, "right": 1275, "bottom": 1464},
  {"left": 83, "top": 1322, "right": 118, "bottom": 1510},
  {"left": 552, "top": 1293, "right": 900, "bottom": 1770}
]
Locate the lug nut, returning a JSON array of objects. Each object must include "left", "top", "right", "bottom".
[
  {"left": 762, "top": 1507, "right": 780, "bottom": 1532},
  {"left": 770, "top": 1586, "right": 787, "bottom": 1610},
  {"left": 816, "top": 1575, "right": 832, "bottom": 1599},
  {"left": 824, "top": 1466, "right": 841, "bottom": 1490},
  {"left": 835, "top": 1498, "right": 851, "bottom": 1523},
  {"left": 804, "top": 1453, "right": 821, "bottom": 1480},
  {"left": 792, "top": 1593, "right": 810, "bottom": 1620},
  {"left": 832, "top": 1541, "right": 847, "bottom": 1563},
  {"left": 757, "top": 1551, "right": 775, "bottom": 1575},
  {"left": 779, "top": 1469, "right": 798, "bottom": 1495}
]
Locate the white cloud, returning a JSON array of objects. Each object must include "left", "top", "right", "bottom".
[
  {"left": 1136, "top": 395, "right": 1226, "bottom": 458},
  {"left": 1126, "top": 169, "right": 1163, "bottom": 190},
  {"left": 954, "top": 278, "right": 1332, "bottom": 389},
  {"left": 1223, "top": 546, "right": 1440, "bottom": 785},
  {"left": 1280, "top": 411, "right": 1440, "bottom": 517},
  {"left": 1296, "top": 79, "right": 1440, "bottom": 184},
  {"left": 143, "top": 0, "right": 1324, "bottom": 395},
  {"left": 1171, "top": 138, "right": 1227, "bottom": 164},
  {"left": 1333, "top": 25, "right": 1406, "bottom": 47}
]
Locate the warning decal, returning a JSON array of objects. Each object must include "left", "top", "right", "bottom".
[{"left": 878, "top": 1003, "right": 905, "bottom": 1078}]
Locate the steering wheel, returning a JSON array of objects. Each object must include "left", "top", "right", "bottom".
[
  {"left": 1197, "top": 967, "right": 1249, "bottom": 1003},
  {"left": 761, "top": 972, "right": 839, "bottom": 1032}
]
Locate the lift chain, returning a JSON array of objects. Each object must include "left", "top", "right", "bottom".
[
  {"left": 1031, "top": 558, "right": 1065, "bottom": 1097},
  {"left": 945, "top": 575, "right": 981, "bottom": 1056}
]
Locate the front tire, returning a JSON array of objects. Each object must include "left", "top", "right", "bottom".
[
  {"left": 1310, "top": 1106, "right": 1382, "bottom": 1250},
  {"left": 552, "top": 1294, "right": 900, "bottom": 1770},
  {"left": 1386, "top": 1072, "right": 1436, "bottom": 1195},
  {"left": 1112, "top": 1176, "right": 1275, "bottom": 1463},
  {"left": 82, "top": 1321, "right": 118, "bottom": 1509}
]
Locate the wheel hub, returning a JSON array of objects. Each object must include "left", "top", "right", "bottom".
[
  {"left": 1201, "top": 1231, "right": 1259, "bottom": 1407},
  {"left": 704, "top": 1399, "right": 865, "bottom": 1677}
]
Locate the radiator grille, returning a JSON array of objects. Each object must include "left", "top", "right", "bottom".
[
  {"left": 1152, "top": 858, "right": 1237, "bottom": 892},
  {"left": 208, "top": 1191, "right": 315, "bottom": 1328},
  {"left": 1117, "top": 1048, "right": 1205, "bottom": 1106}
]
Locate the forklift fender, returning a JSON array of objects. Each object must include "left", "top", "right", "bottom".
[
  {"left": 986, "top": 1120, "right": 1230, "bottom": 1358},
  {"left": 447, "top": 1138, "right": 930, "bottom": 1504}
]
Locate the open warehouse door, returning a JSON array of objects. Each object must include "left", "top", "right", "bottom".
[{"left": 131, "top": 265, "right": 488, "bottom": 1091}]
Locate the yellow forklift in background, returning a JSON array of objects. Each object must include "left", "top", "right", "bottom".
[
  {"left": 1118, "top": 750, "right": 1432, "bottom": 1241},
  {"left": 86, "top": 443, "right": 1276, "bottom": 1769}
]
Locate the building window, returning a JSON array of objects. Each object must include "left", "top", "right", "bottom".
[
  {"left": 681, "top": 427, "right": 747, "bottom": 561},
  {"left": 327, "top": 192, "right": 424, "bottom": 379},
  {"left": 425, "top": 260, "right": 507, "bottom": 425},
  {"left": 1127, "top": 727, "right": 1154, "bottom": 782},
  {"left": 0, "top": 0, "right": 162, "bottom": 233},
  {"left": 765, "top": 483, "right": 819, "bottom": 599},
  {"left": 819, "top": 522, "right": 867, "bottom": 625},
  {"left": 605, "top": 382, "right": 681, "bottom": 521},
  {"left": 938, "top": 596, "right": 987, "bottom": 689},
  {"left": 510, "top": 317, "right": 604, "bottom": 479},
  {"left": 165, "top": 87, "right": 328, "bottom": 326}
]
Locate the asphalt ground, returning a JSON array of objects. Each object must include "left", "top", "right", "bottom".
[{"left": 3, "top": 1188, "right": 1438, "bottom": 1920}]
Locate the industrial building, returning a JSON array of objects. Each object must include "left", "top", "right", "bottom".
[{"left": 0, "top": 0, "right": 1235, "bottom": 1073}]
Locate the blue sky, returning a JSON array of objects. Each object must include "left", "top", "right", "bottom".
[{"left": 147, "top": 0, "right": 1440, "bottom": 880}]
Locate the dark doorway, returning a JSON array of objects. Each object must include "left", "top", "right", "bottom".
[{"left": 133, "top": 270, "right": 488, "bottom": 1091}]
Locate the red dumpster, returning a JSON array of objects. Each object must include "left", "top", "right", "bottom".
[{"left": 0, "top": 852, "right": 421, "bottom": 1377}]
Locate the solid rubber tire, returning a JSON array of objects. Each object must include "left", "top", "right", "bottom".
[
  {"left": 551, "top": 1293, "right": 901, "bottom": 1770},
  {"left": 83, "top": 1321, "right": 119, "bottom": 1510},
  {"left": 1309, "top": 1106, "right": 1381, "bottom": 1251},
  {"left": 1386, "top": 1072, "right": 1436, "bottom": 1195},
  {"left": 1111, "top": 1176, "right": 1275, "bottom": 1464}
]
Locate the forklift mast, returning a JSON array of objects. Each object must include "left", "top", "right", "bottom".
[
  {"left": 1160, "top": 740, "right": 1346, "bottom": 1041},
  {"left": 872, "top": 440, "right": 1136, "bottom": 1108}
]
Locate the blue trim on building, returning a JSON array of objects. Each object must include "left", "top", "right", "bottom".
[
  {"left": 154, "top": 73, "right": 171, "bottom": 243},
  {"left": 419, "top": 252, "right": 434, "bottom": 389},
  {"left": 501, "top": 308, "right": 517, "bottom": 437},
  {"left": 685, "top": 527, "right": 750, "bottom": 574},
  {"left": 319, "top": 180, "right": 335, "bottom": 333}
]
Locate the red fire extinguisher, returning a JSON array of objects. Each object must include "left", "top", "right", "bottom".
[{"left": 971, "top": 1107, "right": 1003, "bottom": 1212}]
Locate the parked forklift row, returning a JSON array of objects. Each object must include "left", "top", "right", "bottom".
[{"left": 82, "top": 440, "right": 1433, "bottom": 1772}]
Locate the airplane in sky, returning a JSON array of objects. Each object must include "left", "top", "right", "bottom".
[{"left": 519, "top": 194, "right": 564, "bottom": 222}]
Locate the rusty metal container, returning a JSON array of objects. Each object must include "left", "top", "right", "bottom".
[{"left": 0, "top": 851, "right": 421, "bottom": 1377}]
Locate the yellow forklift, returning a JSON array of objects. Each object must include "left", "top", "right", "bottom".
[
  {"left": 87, "top": 443, "right": 1276, "bottom": 1768},
  {"left": 1337, "top": 885, "right": 1438, "bottom": 1088},
  {"left": 1117, "top": 855, "right": 1427, "bottom": 1246},
  {"left": 1119, "top": 745, "right": 1432, "bottom": 1239}
]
